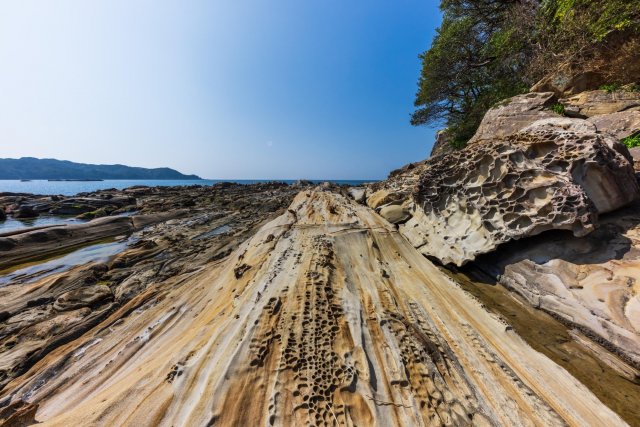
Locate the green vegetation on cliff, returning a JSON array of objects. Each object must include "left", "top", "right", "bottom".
[
  {"left": 412, "top": 0, "right": 640, "bottom": 147},
  {"left": 0, "top": 157, "right": 201, "bottom": 180}
]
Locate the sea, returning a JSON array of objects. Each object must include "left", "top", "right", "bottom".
[{"left": 0, "top": 179, "right": 375, "bottom": 196}]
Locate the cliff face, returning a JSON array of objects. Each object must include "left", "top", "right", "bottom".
[{"left": 0, "top": 190, "right": 627, "bottom": 426}]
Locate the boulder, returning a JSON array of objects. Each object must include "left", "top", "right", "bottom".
[
  {"left": 469, "top": 92, "right": 557, "bottom": 143},
  {"left": 53, "top": 285, "right": 113, "bottom": 311},
  {"left": 560, "top": 90, "right": 640, "bottom": 118},
  {"left": 430, "top": 129, "right": 453, "bottom": 158},
  {"left": 630, "top": 147, "right": 640, "bottom": 172},
  {"left": 402, "top": 126, "right": 640, "bottom": 266},
  {"left": 347, "top": 187, "right": 366, "bottom": 204},
  {"left": 588, "top": 110, "right": 640, "bottom": 140},
  {"left": 0, "top": 208, "right": 5, "bottom": 221},
  {"left": 520, "top": 117, "right": 596, "bottom": 134},
  {"left": 531, "top": 70, "right": 605, "bottom": 97},
  {"left": 14, "top": 205, "right": 38, "bottom": 219},
  {"left": 472, "top": 203, "right": 640, "bottom": 366},
  {"left": 378, "top": 205, "right": 411, "bottom": 224},
  {"left": 366, "top": 190, "right": 402, "bottom": 209}
]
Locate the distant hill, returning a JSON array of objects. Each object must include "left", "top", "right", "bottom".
[{"left": 0, "top": 157, "right": 201, "bottom": 180}]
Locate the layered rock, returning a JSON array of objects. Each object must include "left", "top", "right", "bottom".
[
  {"left": 468, "top": 92, "right": 557, "bottom": 143},
  {"left": 588, "top": 110, "right": 640, "bottom": 140},
  {"left": 471, "top": 202, "right": 640, "bottom": 367},
  {"left": 402, "top": 124, "right": 639, "bottom": 266},
  {"left": 0, "top": 190, "right": 627, "bottom": 426},
  {"left": 561, "top": 89, "right": 640, "bottom": 118},
  {"left": 0, "top": 183, "right": 299, "bottom": 393}
]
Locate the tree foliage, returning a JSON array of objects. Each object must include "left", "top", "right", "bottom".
[{"left": 413, "top": 0, "right": 640, "bottom": 148}]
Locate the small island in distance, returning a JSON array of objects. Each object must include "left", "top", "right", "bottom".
[{"left": 0, "top": 157, "right": 201, "bottom": 180}]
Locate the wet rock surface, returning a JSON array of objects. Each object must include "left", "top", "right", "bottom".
[
  {"left": 471, "top": 202, "right": 640, "bottom": 367},
  {"left": 0, "top": 190, "right": 629, "bottom": 426},
  {"left": 0, "top": 182, "right": 299, "bottom": 394}
]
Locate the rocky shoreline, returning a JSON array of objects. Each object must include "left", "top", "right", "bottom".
[
  {"left": 0, "top": 89, "right": 638, "bottom": 426},
  {"left": 0, "top": 187, "right": 633, "bottom": 426}
]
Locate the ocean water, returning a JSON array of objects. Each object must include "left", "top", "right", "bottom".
[
  {"left": 0, "top": 215, "right": 87, "bottom": 235},
  {"left": 0, "top": 236, "right": 135, "bottom": 286},
  {"left": 0, "top": 179, "right": 374, "bottom": 196}
]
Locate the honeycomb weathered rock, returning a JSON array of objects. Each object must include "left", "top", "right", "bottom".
[{"left": 402, "top": 126, "right": 640, "bottom": 266}]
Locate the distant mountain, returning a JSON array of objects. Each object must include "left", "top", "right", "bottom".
[{"left": 0, "top": 157, "right": 201, "bottom": 180}]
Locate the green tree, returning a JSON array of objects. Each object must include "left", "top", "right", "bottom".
[
  {"left": 413, "top": 0, "right": 640, "bottom": 149},
  {"left": 412, "top": 1, "right": 533, "bottom": 146}
]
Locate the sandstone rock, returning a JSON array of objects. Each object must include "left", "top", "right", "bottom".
[
  {"left": 378, "top": 204, "right": 411, "bottom": 224},
  {"left": 561, "top": 90, "right": 640, "bottom": 118},
  {"left": 521, "top": 117, "right": 596, "bottom": 134},
  {"left": 14, "top": 205, "right": 38, "bottom": 219},
  {"left": 630, "top": 147, "right": 640, "bottom": 172},
  {"left": 531, "top": 70, "right": 605, "bottom": 97},
  {"left": 53, "top": 285, "right": 113, "bottom": 311},
  {"left": 429, "top": 129, "right": 453, "bottom": 157},
  {"left": 346, "top": 187, "right": 366, "bottom": 204},
  {"left": 469, "top": 92, "right": 557, "bottom": 143},
  {"left": 0, "top": 190, "right": 627, "bottom": 426},
  {"left": 588, "top": 110, "right": 640, "bottom": 140},
  {"left": 403, "top": 127, "right": 640, "bottom": 266},
  {"left": 472, "top": 203, "right": 640, "bottom": 366},
  {"left": 366, "top": 189, "right": 402, "bottom": 209}
]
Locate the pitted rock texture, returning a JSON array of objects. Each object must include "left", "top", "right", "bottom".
[
  {"left": 0, "top": 190, "right": 627, "bottom": 426},
  {"left": 469, "top": 92, "right": 557, "bottom": 143},
  {"left": 403, "top": 127, "right": 640, "bottom": 266}
]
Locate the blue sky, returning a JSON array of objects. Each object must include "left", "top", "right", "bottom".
[{"left": 0, "top": 1, "right": 440, "bottom": 179}]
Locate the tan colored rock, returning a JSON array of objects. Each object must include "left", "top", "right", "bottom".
[
  {"left": 473, "top": 203, "right": 640, "bottom": 367},
  {"left": 469, "top": 92, "right": 557, "bottom": 143},
  {"left": 378, "top": 204, "right": 411, "bottom": 224},
  {"left": 631, "top": 147, "right": 640, "bottom": 172},
  {"left": 0, "top": 191, "right": 627, "bottom": 426},
  {"left": 53, "top": 285, "right": 113, "bottom": 311},
  {"left": 561, "top": 90, "right": 640, "bottom": 118},
  {"left": 521, "top": 117, "right": 596, "bottom": 134},
  {"left": 588, "top": 110, "right": 640, "bottom": 140},
  {"left": 346, "top": 187, "right": 366, "bottom": 204},
  {"left": 366, "top": 189, "right": 401, "bottom": 209},
  {"left": 429, "top": 129, "right": 453, "bottom": 157},
  {"left": 531, "top": 70, "right": 605, "bottom": 97},
  {"left": 403, "top": 126, "right": 639, "bottom": 266}
]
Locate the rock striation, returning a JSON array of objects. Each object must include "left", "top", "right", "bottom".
[
  {"left": 0, "top": 190, "right": 628, "bottom": 426},
  {"left": 561, "top": 89, "right": 640, "bottom": 118},
  {"left": 468, "top": 92, "right": 557, "bottom": 143},
  {"left": 401, "top": 124, "right": 639, "bottom": 266},
  {"left": 471, "top": 202, "right": 640, "bottom": 367}
]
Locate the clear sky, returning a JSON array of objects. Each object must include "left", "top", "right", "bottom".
[{"left": 0, "top": 1, "right": 440, "bottom": 180}]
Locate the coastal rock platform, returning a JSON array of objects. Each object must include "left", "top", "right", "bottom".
[{"left": 0, "top": 189, "right": 629, "bottom": 426}]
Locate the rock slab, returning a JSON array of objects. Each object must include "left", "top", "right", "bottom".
[{"left": 402, "top": 126, "right": 639, "bottom": 266}]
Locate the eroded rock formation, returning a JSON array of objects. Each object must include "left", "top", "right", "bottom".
[
  {"left": 0, "top": 190, "right": 628, "bottom": 426},
  {"left": 401, "top": 125, "right": 639, "bottom": 266},
  {"left": 561, "top": 89, "right": 640, "bottom": 118},
  {"left": 468, "top": 92, "right": 557, "bottom": 143},
  {"left": 472, "top": 201, "right": 640, "bottom": 367}
]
